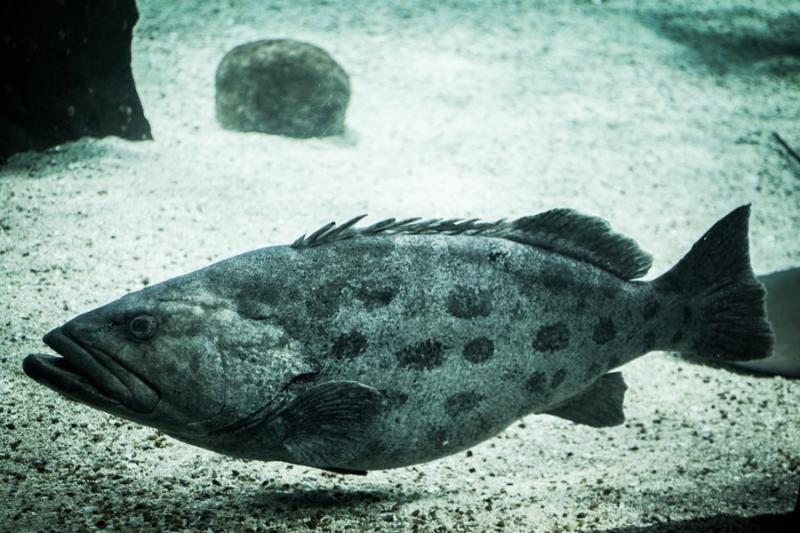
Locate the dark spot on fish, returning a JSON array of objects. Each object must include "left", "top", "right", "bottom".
[
  {"left": 463, "top": 337, "right": 494, "bottom": 363},
  {"left": 444, "top": 391, "right": 484, "bottom": 418},
  {"left": 592, "top": 317, "right": 617, "bottom": 345},
  {"left": 380, "top": 389, "right": 408, "bottom": 409},
  {"left": 488, "top": 250, "right": 507, "bottom": 263},
  {"left": 550, "top": 369, "right": 567, "bottom": 388},
  {"left": 514, "top": 273, "right": 538, "bottom": 300},
  {"left": 683, "top": 306, "right": 693, "bottom": 325},
  {"left": 596, "top": 273, "right": 623, "bottom": 300},
  {"left": 237, "top": 289, "right": 281, "bottom": 317},
  {"left": 533, "top": 322, "right": 570, "bottom": 352},
  {"left": 329, "top": 331, "right": 367, "bottom": 359},
  {"left": 540, "top": 264, "right": 572, "bottom": 293},
  {"left": 525, "top": 371, "right": 547, "bottom": 392},
  {"left": 643, "top": 331, "right": 656, "bottom": 352},
  {"left": 475, "top": 412, "right": 497, "bottom": 436},
  {"left": 671, "top": 330, "right": 684, "bottom": 345},
  {"left": 427, "top": 426, "right": 448, "bottom": 447},
  {"left": 306, "top": 296, "right": 337, "bottom": 319},
  {"left": 447, "top": 285, "right": 493, "bottom": 319},
  {"left": 643, "top": 298, "right": 660, "bottom": 320},
  {"left": 395, "top": 340, "right": 445, "bottom": 370},
  {"left": 355, "top": 286, "right": 397, "bottom": 309},
  {"left": 223, "top": 273, "right": 283, "bottom": 306},
  {"left": 305, "top": 279, "right": 348, "bottom": 319}
]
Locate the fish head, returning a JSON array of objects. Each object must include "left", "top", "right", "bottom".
[{"left": 23, "top": 274, "right": 270, "bottom": 436}]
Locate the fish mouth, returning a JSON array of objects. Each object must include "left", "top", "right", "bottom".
[{"left": 23, "top": 327, "right": 159, "bottom": 413}]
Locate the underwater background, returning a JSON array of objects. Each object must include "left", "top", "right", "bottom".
[{"left": 1, "top": 0, "right": 798, "bottom": 530}]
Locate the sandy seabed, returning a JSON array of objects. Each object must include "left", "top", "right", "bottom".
[{"left": 1, "top": 1, "right": 799, "bottom": 531}]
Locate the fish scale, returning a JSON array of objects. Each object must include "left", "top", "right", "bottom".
[{"left": 23, "top": 205, "right": 773, "bottom": 473}]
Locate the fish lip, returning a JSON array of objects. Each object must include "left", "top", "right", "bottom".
[
  {"left": 29, "top": 326, "right": 159, "bottom": 413},
  {"left": 23, "top": 351, "right": 121, "bottom": 411}
]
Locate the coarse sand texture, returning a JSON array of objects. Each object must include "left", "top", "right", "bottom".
[{"left": 1, "top": 1, "right": 798, "bottom": 531}]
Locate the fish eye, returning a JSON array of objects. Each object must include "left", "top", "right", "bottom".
[{"left": 128, "top": 314, "right": 158, "bottom": 341}]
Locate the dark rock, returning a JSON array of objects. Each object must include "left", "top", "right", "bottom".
[
  {"left": 215, "top": 39, "right": 350, "bottom": 138},
  {"left": 0, "top": 0, "right": 152, "bottom": 161}
]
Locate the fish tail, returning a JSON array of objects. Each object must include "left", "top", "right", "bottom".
[{"left": 655, "top": 205, "right": 773, "bottom": 361}]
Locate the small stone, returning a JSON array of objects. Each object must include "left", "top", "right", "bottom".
[{"left": 215, "top": 39, "right": 350, "bottom": 138}]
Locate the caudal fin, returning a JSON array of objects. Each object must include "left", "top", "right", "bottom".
[{"left": 656, "top": 205, "right": 773, "bottom": 361}]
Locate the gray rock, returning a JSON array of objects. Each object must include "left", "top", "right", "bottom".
[{"left": 215, "top": 39, "right": 350, "bottom": 138}]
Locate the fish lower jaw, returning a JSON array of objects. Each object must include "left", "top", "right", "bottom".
[
  {"left": 33, "top": 326, "right": 158, "bottom": 413},
  {"left": 22, "top": 353, "right": 122, "bottom": 411}
]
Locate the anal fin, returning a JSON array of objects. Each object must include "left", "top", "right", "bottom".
[{"left": 543, "top": 372, "right": 627, "bottom": 428}]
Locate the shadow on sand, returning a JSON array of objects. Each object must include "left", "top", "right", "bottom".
[
  {"left": 246, "top": 484, "right": 430, "bottom": 510},
  {"left": 603, "top": 510, "right": 796, "bottom": 533},
  {"left": 636, "top": 7, "right": 800, "bottom": 76}
]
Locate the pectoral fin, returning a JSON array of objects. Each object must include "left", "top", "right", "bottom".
[
  {"left": 543, "top": 372, "right": 627, "bottom": 428},
  {"left": 280, "top": 381, "right": 383, "bottom": 468}
]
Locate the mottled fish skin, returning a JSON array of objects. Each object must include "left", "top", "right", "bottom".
[
  {"left": 207, "top": 235, "right": 680, "bottom": 469},
  {"left": 23, "top": 206, "right": 773, "bottom": 472}
]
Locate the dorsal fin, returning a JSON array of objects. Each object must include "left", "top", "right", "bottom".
[
  {"left": 291, "top": 209, "right": 653, "bottom": 280},
  {"left": 508, "top": 209, "right": 652, "bottom": 280}
]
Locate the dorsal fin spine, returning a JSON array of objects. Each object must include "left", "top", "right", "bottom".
[
  {"left": 306, "top": 222, "right": 336, "bottom": 243},
  {"left": 290, "top": 210, "right": 652, "bottom": 280}
]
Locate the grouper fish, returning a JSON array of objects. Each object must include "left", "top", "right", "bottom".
[{"left": 23, "top": 205, "right": 773, "bottom": 474}]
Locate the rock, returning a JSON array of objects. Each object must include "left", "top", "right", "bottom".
[
  {"left": 0, "top": 0, "right": 152, "bottom": 162},
  {"left": 215, "top": 39, "right": 350, "bottom": 138}
]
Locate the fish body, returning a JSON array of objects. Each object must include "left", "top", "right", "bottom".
[{"left": 23, "top": 206, "right": 773, "bottom": 472}]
